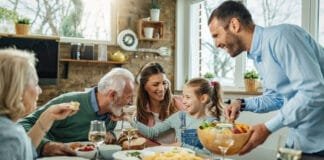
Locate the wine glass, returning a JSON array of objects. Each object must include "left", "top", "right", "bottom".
[
  {"left": 276, "top": 134, "right": 302, "bottom": 160},
  {"left": 122, "top": 128, "right": 137, "bottom": 150},
  {"left": 214, "top": 134, "right": 234, "bottom": 160},
  {"left": 88, "top": 120, "right": 106, "bottom": 160}
]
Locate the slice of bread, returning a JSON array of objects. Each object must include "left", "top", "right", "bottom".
[
  {"left": 122, "top": 137, "right": 146, "bottom": 150},
  {"left": 69, "top": 101, "right": 80, "bottom": 110}
]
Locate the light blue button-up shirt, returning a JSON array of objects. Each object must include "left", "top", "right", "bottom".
[{"left": 245, "top": 24, "right": 324, "bottom": 153}]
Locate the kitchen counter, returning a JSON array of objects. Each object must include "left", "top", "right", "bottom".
[{"left": 0, "top": 33, "right": 59, "bottom": 40}]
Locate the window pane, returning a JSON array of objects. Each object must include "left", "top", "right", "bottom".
[
  {"left": 190, "top": 0, "right": 235, "bottom": 86},
  {"left": 246, "top": 0, "right": 301, "bottom": 27},
  {"left": 319, "top": 0, "right": 324, "bottom": 46},
  {"left": 0, "top": 0, "right": 113, "bottom": 41},
  {"left": 246, "top": 0, "right": 302, "bottom": 71}
]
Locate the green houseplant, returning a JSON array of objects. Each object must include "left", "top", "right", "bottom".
[
  {"left": 203, "top": 72, "right": 215, "bottom": 81},
  {"left": 244, "top": 70, "right": 259, "bottom": 79},
  {"left": 244, "top": 70, "right": 259, "bottom": 92},
  {"left": 15, "top": 17, "right": 31, "bottom": 35},
  {"left": 151, "top": 0, "right": 160, "bottom": 9},
  {"left": 150, "top": 0, "right": 160, "bottom": 21}
]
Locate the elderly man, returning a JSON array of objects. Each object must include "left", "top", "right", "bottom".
[{"left": 19, "top": 68, "right": 135, "bottom": 157}]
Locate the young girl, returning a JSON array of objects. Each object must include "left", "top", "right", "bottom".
[{"left": 126, "top": 78, "right": 223, "bottom": 151}]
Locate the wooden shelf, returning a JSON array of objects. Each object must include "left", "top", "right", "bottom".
[
  {"left": 137, "top": 19, "right": 164, "bottom": 41},
  {"left": 60, "top": 58, "right": 127, "bottom": 65},
  {"left": 59, "top": 58, "right": 127, "bottom": 78}
]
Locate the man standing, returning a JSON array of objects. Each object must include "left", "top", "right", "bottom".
[
  {"left": 208, "top": 0, "right": 324, "bottom": 156},
  {"left": 19, "top": 68, "right": 135, "bottom": 157}
]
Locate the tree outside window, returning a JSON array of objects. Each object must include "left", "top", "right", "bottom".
[
  {"left": 191, "top": 0, "right": 302, "bottom": 88},
  {"left": 0, "top": 0, "right": 113, "bottom": 41}
]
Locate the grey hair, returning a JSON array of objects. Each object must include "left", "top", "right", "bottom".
[{"left": 98, "top": 68, "right": 134, "bottom": 96}]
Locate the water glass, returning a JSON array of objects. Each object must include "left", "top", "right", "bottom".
[{"left": 276, "top": 135, "right": 302, "bottom": 160}]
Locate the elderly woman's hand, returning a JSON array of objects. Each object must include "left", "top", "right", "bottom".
[
  {"left": 37, "top": 103, "right": 79, "bottom": 132},
  {"left": 46, "top": 103, "right": 79, "bottom": 121},
  {"left": 42, "top": 142, "right": 76, "bottom": 156}
]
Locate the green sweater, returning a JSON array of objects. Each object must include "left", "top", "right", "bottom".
[{"left": 18, "top": 89, "right": 116, "bottom": 155}]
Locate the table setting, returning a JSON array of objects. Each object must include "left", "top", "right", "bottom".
[{"left": 37, "top": 119, "right": 324, "bottom": 160}]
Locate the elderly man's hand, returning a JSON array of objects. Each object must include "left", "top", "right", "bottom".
[
  {"left": 42, "top": 142, "right": 76, "bottom": 156},
  {"left": 239, "top": 123, "right": 271, "bottom": 155},
  {"left": 105, "top": 131, "right": 116, "bottom": 144}
]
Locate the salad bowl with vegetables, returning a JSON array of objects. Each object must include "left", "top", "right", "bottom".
[{"left": 197, "top": 121, "right": 252, "bottom": 155}]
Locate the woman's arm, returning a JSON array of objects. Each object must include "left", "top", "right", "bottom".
[
  {"left": 172, "top": 95, "right": 185, "bottom": 111},
  {"left": 27, "top": 103, "right": 77, "bottom": 147}
]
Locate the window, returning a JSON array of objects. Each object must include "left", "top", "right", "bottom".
[
  {"left": 0, "top": 0, "right": 117, "bottom": 44},
  {"left": 177, "top": 0, "right": 313, "bottom": 91},
  {"left": 245, "top": 0, "right": 302, "bottom": 73},
  {"left": 319, "top": 0, "right": 324, "bottom": 46},
  {"left": 189, "top": 0, "right": 237, "bottom": 87}
]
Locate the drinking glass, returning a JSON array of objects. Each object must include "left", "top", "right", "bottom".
[
  {"left": 122, "top": 128, "right": 137, "bottom": 150},
  {"left": 214, "top": 134, "right": 234, "bottom": 160},
  {"left": 276, "top": 135, "right": 302, "bottom": 160},
  {"left": 88, "top": 120, "right": 106, "bottom": 160}
]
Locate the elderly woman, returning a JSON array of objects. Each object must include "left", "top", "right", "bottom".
[
  {"left": 0, "top": 49, "right": 77, "bottom": 159},
  {"left": 135, "top": 62, "right": 184, "bottom": 144}
]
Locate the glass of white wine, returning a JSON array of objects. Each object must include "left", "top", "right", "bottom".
[
  {"left": 122, "top": 128, "right": 138, "bottom": 150},
  {"left": 214, "top": 134, "right": 234, "bottom": 160},
  {"left": 88, "top": 120, "right": 106, "bottom": 160},
  {"left": 276, "top": 135, "right": 302, "bottom": 160}
]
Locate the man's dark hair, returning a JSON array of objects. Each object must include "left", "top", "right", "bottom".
[{"left": 208, "top": 1, "right": 254, "bottom": 28}]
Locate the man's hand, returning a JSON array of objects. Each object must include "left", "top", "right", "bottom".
[
  {"left": 239, "top": 123, "right": 271, "bottom": 155},
  {"left": 105, "top": 131, "right": 116, "bottom": 144},
  {"left": 42, "top": 142, "right": 76, "bottom": 156},
  {"left": 224, "top": 99, "right": 241, "bottom": 122}
]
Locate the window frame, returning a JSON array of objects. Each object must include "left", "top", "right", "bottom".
[
  {"left": 1, "top": 0, "right": 118, "bottom": 45},
  {"left": 175, "top": 0, "right": 321, "bottom": 91}
]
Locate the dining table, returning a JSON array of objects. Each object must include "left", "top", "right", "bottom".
[{"left": 37, "top": 139, "right": 324, "bottom": 160}]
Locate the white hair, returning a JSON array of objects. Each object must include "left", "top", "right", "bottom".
[{"left": 98, "top": 68, "right": 134, "bottom": 96}]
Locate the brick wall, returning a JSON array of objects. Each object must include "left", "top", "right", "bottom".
[{"left": 38, "top": 0, "right": 176, "bottom": 105}]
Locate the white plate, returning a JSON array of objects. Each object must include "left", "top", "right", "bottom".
[
  {"left": 37, "top": 156, "right": 88, "bottom": 160},
  {"left": 143, "top": 146, "right": 195, "bottom": 154},
  {"left": 112, "top": 150, "right": 155, "bottom": 160}
]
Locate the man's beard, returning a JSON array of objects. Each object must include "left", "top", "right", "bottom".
[
  {"left": 225, "top": 30, "right": 245, "bottom": 57},
  {"left": 110, "top": 101, "right": 123, "bottom": 117}
]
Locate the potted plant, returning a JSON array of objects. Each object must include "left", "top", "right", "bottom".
[
  {"left": 244, "top": 70, "right": 259, "bottom": 92},
  {"left": 203, "top": 72, "right": 215, "bottom": 81},
  {"left": 15, "top": 17, "right": 30, "bottom": 35},
  {"left": 150, "top": 0, "right": 160, "bottom": 21}
]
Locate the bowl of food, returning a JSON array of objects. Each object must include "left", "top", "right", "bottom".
[
  {"left": 197, "top": 121, "right": 251, "bottom": 155},
  {"left": 73, "top": 143, "right": 96, "bottom": 159},
  {"left": 98, "top": 144, "right": 122, "bottom": 160},
  {"left": 113, "top": 150, "right": 155, "bottom": 160}
]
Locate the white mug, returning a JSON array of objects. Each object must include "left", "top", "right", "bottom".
[{"left": 143, "top": 27, "right": 154, "bottom": 39}]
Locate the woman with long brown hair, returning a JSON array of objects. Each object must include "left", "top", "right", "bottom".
[{"left": 135, "top": 62, "right": 183, "bottom": 144}]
